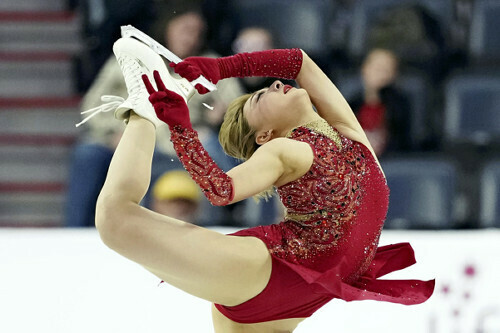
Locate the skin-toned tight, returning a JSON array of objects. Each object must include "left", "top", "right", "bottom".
[
  {"left": 95, "top": 114, "right": 305, "bottom": 332},
  {"left": 95, "top": 114, "right": 272, "bottom": 307}
]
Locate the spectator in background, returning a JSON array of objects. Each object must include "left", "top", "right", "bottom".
[
  {"left": 151, "top": 170, "right": 201, "bottom": 224},
  {"left": 231, "top": 27, "right": 275, "bottom": 92},
  {"left": 231, "top": 27, "right": 296, "bottom": 93},
  {"left": 348, "top": 48, "right": 412, "bottom": 157},
  {"left": 65, "top": 5, "right": 243, "bottom": 227}
]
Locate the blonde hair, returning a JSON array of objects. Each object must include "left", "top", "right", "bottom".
[
  {"left": 219, "top": 93, "right": 275, "bottom": 201},
  {"left": 219, "top": 94, "right": 258, "bottom": 160}
]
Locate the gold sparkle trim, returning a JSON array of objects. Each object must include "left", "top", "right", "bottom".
[{"left": 286, "top": 118, "right": 342, "bottom": 150}]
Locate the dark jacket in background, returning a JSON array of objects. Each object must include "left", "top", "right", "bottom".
[{"left": 349, "top": 85, "right": 412, "bottom": 154}]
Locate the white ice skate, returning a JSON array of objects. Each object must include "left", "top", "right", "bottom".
[
  {"left": 76, "top": 26, "right": 215, "bottom": 128},
  {"left": 78, "top": 37, "right": 177, "bottom": 127},
  {"left": 120, "top": 25, "right": 217, "bottom": 93}
]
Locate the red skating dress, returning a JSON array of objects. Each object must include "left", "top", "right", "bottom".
[{"left": 214, "top": 118, "right": 435, "bottom": 323}]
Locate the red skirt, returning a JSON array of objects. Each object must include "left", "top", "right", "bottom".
[{"left": 215, "top": 230, "right": 435, "bottom": 324}]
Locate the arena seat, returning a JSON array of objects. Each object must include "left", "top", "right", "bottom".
[
  {"left": 443, "top": 73, "right": 500, "bottom": 146},
  {"left": 348, "top": 0, "right": 453, "bottom": 58},
  {"left": 230, "top": 0, "right": 333, "bottom": 56},
  {"left": 469, "top": 0, "right": 500, "bottom": 63},
  {"left": 479, "top": 160, "right": 500, "bottom": 228},
  {"left": 381, "top": 157, "right": 458, "bottom": 229}
]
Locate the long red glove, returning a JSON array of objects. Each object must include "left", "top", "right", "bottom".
[
  {"left": 143, "top": 71, "right": 234, "bottom": 206},
  {"left": 170, "top": 48, "right": 303, "bottom": 94}
]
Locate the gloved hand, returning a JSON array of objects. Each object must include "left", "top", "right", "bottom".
[
  {"left": 170, "top": 49, "right": 303, "bottom": 95},
  {"left": 142, "top": 70, "right": 192, "bottom": 130},
  {"left": 169, "top": 57, "right": 220, "bottom": 94}
]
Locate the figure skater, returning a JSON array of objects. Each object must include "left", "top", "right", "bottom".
[{"left": 93, "top": 34, "right": 434, "bottom": 332}]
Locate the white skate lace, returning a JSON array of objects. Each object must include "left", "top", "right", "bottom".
[
  {"left": 117, "top": 54, "right": 145, "bottom": 105},
  {"left": 75, "top": 95, "right": 125, "bottom": 127},
  {"left": 75, "top": 54, "right": 145, "bottom": 128}
]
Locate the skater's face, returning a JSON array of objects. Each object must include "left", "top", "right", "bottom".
[{"left": 243, "top": 80, "right": 310, "bottom": 142}]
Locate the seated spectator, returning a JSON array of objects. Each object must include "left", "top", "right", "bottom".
[
  {"left": 65, "top": 6, "right": 243, "bottom": 227},
  {"left": 347, "top": 48, "right": 412, "bottom": 157},
  {"left": 231, "top": 26, "right": 296, "bottom": 93},
  {"left": 151, "top": 170, "right": 201, "bottom": 224}
]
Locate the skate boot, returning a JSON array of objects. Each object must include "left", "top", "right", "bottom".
[
  {"left": 120, "top": 25, "right": 217, "bottom": 92},
  {"left": 77, "top": 36, "right": 196, "bottom": 127}
]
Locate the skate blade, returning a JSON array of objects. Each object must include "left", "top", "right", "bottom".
[{"left": 121, "top": 25, "right": 217, "bottom": 92}]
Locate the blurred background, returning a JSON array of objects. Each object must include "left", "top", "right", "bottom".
[{"left": 0, "top": 0, "right": 499, "bottom": 331}]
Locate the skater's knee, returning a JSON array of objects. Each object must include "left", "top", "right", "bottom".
[{"left": 95, "top": 193, "right": 134, "bottom": 246}]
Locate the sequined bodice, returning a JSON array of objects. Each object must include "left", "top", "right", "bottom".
[
  {"left": 279, "top": 119, "right": 365, "bottom": 218},
  {"left": 269, "top": 119, "right": 389, "bottom": 280}
]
